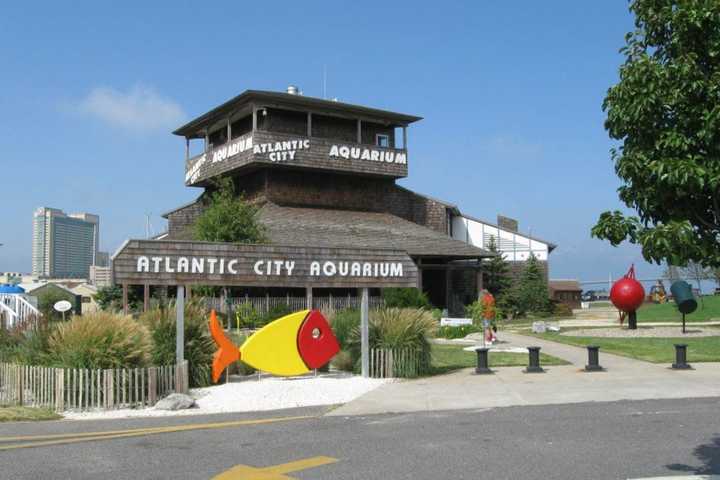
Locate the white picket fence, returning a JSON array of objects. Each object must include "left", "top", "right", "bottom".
[
  {"left": 207, "top": 295, "right": 384, "bottom": 314},
  {"left": 0, "top": 294, "right": 41, "bottom": 330},
  {"left": 0, "top": 361, "right": 188, "bottom": 412},
  {"left": 369, "top": 348, "right": 426, "bottom": 379}
]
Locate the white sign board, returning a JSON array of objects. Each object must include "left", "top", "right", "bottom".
[
  {"left": 440, "top": 317, "right": 473, "bottom": 327},
  {"left": 54, "top": 300, "right": 72, "bottom": 313}
]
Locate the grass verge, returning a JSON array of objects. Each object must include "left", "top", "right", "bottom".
[
  {"left": 637, "top": 295, "right": 720, "bottom": 323},
  {"left": 0, "top": 406, "right": 62, "bottom": 422},
  {"left": 533, "top": 331, "right": 720, "bottom": 363},
  {"left": 429, "top": 344, "right": 569, "bottom": 375}
]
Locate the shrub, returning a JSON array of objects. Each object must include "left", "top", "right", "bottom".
[
  {"left": 326, "top": 308, "right": 360, "bottom": 351},
  {"left": 331, "top": 350, "right": 355, "bottom": 372},
  {"left": 140, "top": 300, "right": 215, "bottom": 388},
  {"left": 47, "top": 312, "right": 150, "bottom": 369},
  {"left": 437, "top": 324, "right": 481, "bottom": 339},
  {"left": 260, "top": 303, "right": 294, "bottom": 327},
  {"left": 553, "top": 302, "right": 574, "bottom": 318},
  {"left": 233, "top": 302, "right": 262, "bottom": 329},
  {"left": 37, "top": 290, "right": 73, "bottom": 321},
  {"left": 348, "top": 308, "right": 435, "bottom": 376},
  {"left": 382, "top": 288, "right": 432, "bottom": 309}
]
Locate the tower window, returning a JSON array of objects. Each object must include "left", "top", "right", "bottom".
[{"left": 376, "top": 134, "right": 390, "bottom": 148}]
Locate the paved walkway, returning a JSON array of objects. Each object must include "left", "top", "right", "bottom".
[{"left": 329, "top": 331, "right": 720, "bottom": 416}]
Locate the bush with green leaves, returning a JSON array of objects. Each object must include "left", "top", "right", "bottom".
[
  {"left": 233, "top": 302, "right": 262, "bottom": 329},
  {"left": 382, "top": 288, "right": 432, "bottom": 309},
  {"left": 347, "top": 308, "right": 436, "bottom": 376},
  {"left": 437, "top": 324, "right": 482, "bottom": 339},
  {"left": 139, "top": 300, "right": 215, "bottom": 387},
  {"left": 260, "top": 303, "right": 294, "bottom": 327},
  {"left": 47, "top": 312, "right": 150, "bottom": 369}
]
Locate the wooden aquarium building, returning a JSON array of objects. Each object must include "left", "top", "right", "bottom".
[{"left": 155, "top": 87, "right": 553, "bottom": 315}]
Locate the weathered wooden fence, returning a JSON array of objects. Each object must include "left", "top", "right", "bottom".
[
  {"left": 369, "top": 348, "right": 425, "bottom": 379},
  {"left": 0, "top": 361, "right": 188, "bottom": 412},
  {"left": 207, "top": 295, "right": 384, "bottom": 315}
]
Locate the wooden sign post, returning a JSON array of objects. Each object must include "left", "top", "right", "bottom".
[
  {"left": 176, "top": 285, "right": 185, "bottom": 364},
  {"left": 360, "top": 287, "right": 369, "bottom": 377}
]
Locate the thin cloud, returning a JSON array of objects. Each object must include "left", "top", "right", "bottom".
[
  {"left": 478, "top": 135, "right": 543, "bottom": 160},
  {"left": 73, "top": 85, "right": 186, "bottom": 132}
]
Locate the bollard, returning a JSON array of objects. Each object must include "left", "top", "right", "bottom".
[
  {"left": 585, "top": 345, "right": 603, "bottom": 372},
  {"left": 475, "top": 347, "right": 492, "bottom": 374},
  {"left": 672, "top": 344, "right": 691, "bottom": 369},
  {"left": 524, "top": 346, "right": 544, "bottom": 373}
]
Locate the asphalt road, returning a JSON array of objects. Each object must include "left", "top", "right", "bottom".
[{"left": 1, "top": 398, "right": 719, "bottom": 479}]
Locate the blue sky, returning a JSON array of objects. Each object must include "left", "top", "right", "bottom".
[{"left": 0, "top": 1, "right": 667, "bottom": 286}]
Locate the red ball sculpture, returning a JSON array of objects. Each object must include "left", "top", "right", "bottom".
[{"left": 610, "top": 265, "right": 645, "bottom": 313}]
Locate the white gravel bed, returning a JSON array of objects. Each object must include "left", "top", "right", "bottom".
[
  {"left": 561, "top": 326, "right": 720, "bottom": 338},
  {"left": 63, "top": 373, "right": 390, "bottom": 420}
]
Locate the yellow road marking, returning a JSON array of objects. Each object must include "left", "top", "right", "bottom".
[
  {"left": 0, "top": 415, "right": 312, "bottom": 451},
  {"left": 262, "top": 456, "right": 338, "bottom": 475},
  {"left": 212, "top": 456, "right": 338, "bottom": 479}
]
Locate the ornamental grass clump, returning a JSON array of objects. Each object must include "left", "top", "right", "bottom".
[
  {"left": 139, "top": 299, "right": 215, "bottom": 388},
  {"left": 345, "top": 307, "right": 436, "bottom": 376},
  {"left": 47, "top": 312, "right": 150, "bottom": 369}
]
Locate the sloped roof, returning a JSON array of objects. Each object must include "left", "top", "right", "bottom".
[
  {"left": 173, "top": 90, "right": 422, "bottom": 138},
  {"left": 549, "top": 280, "right": 582, "bottom": 292},
  {"left": 258, "top": 203, "right": 492, "bottom": 259}
]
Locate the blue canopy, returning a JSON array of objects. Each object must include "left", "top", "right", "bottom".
[{"left": 0, "top": 284, "right": 25, "bottom": 294}]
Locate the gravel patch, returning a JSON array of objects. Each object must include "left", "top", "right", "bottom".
[
  {"left": 63, "top": 373, "right": 390, "bottom": 420},
  {"left": 561, "top": 326, "right": 720, "bottom": 338}
]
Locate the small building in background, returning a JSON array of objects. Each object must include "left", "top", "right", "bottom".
[
  {"left": 89, "top": 265, "right": 113, "bottom": 288},
  {"left": 549, "top": 280, "right": 583, "bottom": 309}
]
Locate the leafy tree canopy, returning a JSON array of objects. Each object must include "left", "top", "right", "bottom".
[
  {"left": 591, "top": 0, "right": 720, "bottom": 267},
  {"left": 193, "top": 177, "right": 268, "bottom": 244}
]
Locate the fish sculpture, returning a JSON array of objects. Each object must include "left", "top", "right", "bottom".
[{"left": 209, "top": 309, "right": 340, "bottom": 382}]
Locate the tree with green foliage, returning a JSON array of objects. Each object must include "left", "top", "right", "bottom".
[
  {"left": 592, "top": 0, "right": 720, "bottom": 268},
  {"left": 512, "top": 254, "right": 551, "bottom": 317},
  {"left": 382, "top": 288, "right": 432, "bottom": 309},
  {"left": 94, "top": 285, "right": 122, "bottom": 311},
  {"left": 482, "top": 236, "right": 512, "bottom": 297},
  {"left": 37, "top": 289, "right": 73, "bottom": 321},
  {"left": 193, "top": 177, "right": 267, "bottom": 244},
  {"left": 94, "top": 285, "right": 142, "bottom": 312}
]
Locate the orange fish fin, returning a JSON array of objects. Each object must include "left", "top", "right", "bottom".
[{"left": 209, "top": 309, "right": 240, "bottom": 383}]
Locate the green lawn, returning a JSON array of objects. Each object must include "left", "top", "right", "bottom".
[
  {"left": 430, "top": 344, "right": 569, "bottom": 374},
  {"left": 535, "top": 331, "right": 720, "bottom": 363},
  {"left": 0, "top": 406, "right": 61, "bottom": 422},
  {"left": 637, "top": 295, "right": 720, "bottom": 322}
]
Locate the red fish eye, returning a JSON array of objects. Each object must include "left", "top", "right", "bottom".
[{"left": 297, "top": 310, "right": 341, "bottom": 369}]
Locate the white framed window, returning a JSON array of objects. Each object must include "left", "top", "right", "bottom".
[{"left": 376, "top": 134, "right": 390, "bottom": 148}]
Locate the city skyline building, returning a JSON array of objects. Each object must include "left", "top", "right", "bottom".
[{"left": 32, "top": 207, "right": 100, "bottom": 279}]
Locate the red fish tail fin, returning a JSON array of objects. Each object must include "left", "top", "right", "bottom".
[{"left": 209, "top": 309, "right": 240, "bottom": 383}]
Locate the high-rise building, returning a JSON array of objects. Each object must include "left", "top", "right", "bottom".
[{"left": 32, "top": 207, "right": 100, "bottom": 279}]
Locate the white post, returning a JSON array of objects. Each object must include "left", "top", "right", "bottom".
[
  {"left": 360, "top": 287, "right": 369, "bottom": 378},
  {"left": 176, "top": 285, "right": 185, "bottom": 364}
]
